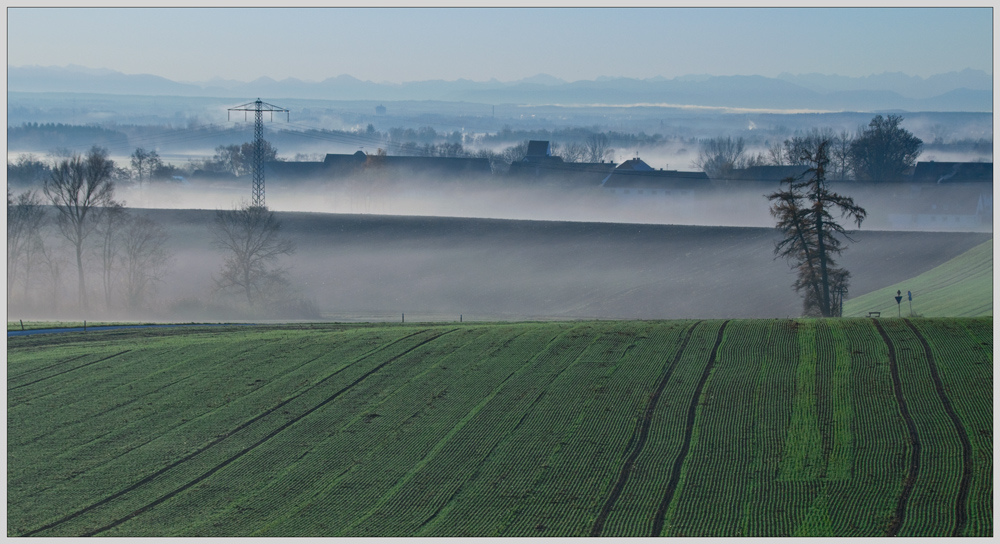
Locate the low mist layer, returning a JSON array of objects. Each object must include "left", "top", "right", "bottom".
[{"left": 9, "top": 207, "right": 989, "bottom": 323}]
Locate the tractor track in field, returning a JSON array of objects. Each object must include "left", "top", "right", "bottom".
[
  {"left": 590, "top": 321, "right": 702, "bottom": 537},
  {"left": 7, "top": 353, "right": 90, "bottom": 382},
  {"left": 20, "top": 329, "right": 440, "bottom": 537},
  {"left": 872, "top": 319, "right": 921, "bottom": 537},
  {"left": 904, "top": 319, "right": 973, "bottom": 537},
  {"left": 11, "top": 373, "right": 194, "bottom": 452},
  {"left": 14, "top": 338, "right": 300, "bottom": 449},
  {"left": 650, "top": 320, "right": 729, "bottom": 537},
  {"left": 79, "top": 328, "right": 457, "bottom": 537},
  {"left": 8, "top": 350, "right": 132, "bottom": 393}
]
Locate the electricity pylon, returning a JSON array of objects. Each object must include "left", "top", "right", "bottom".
[{"left": 228, "top": 99, "right": 289, "bottom": 208}]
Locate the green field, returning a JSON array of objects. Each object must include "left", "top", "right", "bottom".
[
  {"left": 7, "top": 319, "right": 992, "bottom": 537},
  {"left": 844, "top": 239, "right": 993, "bottom": 318}
]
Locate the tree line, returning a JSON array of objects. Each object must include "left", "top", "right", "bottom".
[
  {"left": 8, "top": 144, "right": 312, "bottom": 319},
  {"left": 695, "top": 114, "right": 924, "bottom": 182},
  {"left": 7, "top": 146, "right": 170, "bottom": 316}
]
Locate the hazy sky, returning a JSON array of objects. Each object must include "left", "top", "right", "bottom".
[{"left": 6, "top": 7, "right": 993, "bottom": 83}]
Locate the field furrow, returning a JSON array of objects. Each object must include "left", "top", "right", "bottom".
[{"left": 8, "top": 349, "right": 132, "bottom": 393}]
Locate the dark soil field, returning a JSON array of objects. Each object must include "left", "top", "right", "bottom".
[{"left": 135, "top": 208, "right": 991, "bottom": 321}]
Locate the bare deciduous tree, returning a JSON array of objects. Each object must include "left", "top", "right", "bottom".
[
  {"left": 693, "top": 136, "right": 748, "bottom": 178},
  {"left": 558, "top": 142, "right": 588, "bottom": 163},
  {"left": 783, "top": 128, "right": 837, "bottom": 166},
  {"left": 211, "top": 201, "right": 295, "bottom": 307},
  {"left": 830, "top": 130, "right": 853, "bottom": 181},
  {"left": 501, "top": 140, "right": 530, "bottom": 165},
  {"left": 95, "top": 201, "right": 128, "bottom": 310},
  {"left": 585, "top": 133, "right": 613, "bottom": 163},
  {"left": 38, "top": 240, "right": 67, "bottom": 313},
  {"left": 767, "top": 141, "right": 786, "bottom": 166},
  {"left": 213, "top": 141, "right": 280, "bottom": 177},
  {"left": 119, "top": 214, "right": 171, "bottom": 312},
  {"left": 43, "top": 146, "right": 118, "bottom": 312},
  {"left": 130, "top": 147, "right": 162, "bottom": 195},
  {"left": 7, "top": 154, "right": 52, "bottom": 188},
  {"left": 7, "top": 188, "right": 47, "bottom": 302}
]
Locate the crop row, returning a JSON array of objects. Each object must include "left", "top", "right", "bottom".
[
  {"left": 93, "top": 326, "right": 474, "bottom": 536},
  {"left": 7, "top": 319, "right": 991, "bottom": 537},
  {"left": 12, "top": 326, "right": 448, "bottom": 536},
  {"left": 910, "top": 318, "right": 992, "bottom": 537}
]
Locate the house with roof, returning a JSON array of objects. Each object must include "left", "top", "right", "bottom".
[{"left": 600, "top": 158, "right": 710, "bottom": 202}]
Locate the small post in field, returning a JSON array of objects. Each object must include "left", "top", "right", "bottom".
[
  {"left": 402, "top": 313, "right": 404, "bottom": 323},
  {"left": 20, "top": 319, "right": 24, "bottom": 331}
]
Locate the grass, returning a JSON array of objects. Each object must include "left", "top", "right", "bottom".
[
  {"left": 7, "top": 318, "right": 992, "bottom": 537},
  {"left": 843, "top": 239, "right": 993, "bottom": 318}
]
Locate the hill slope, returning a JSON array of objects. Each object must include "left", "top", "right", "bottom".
[
  {"left": 8, "top": 319, "right": 991, "bottom": 537},
  {"left": 843, "top": 239, "right": 993, "bottom": 317}
]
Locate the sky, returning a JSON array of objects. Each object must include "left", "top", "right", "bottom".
[{"left": 5, "top": 6, "right": 994, "bottom": 84}]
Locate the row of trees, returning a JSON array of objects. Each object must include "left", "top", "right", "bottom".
[
  {"left": 9, "top": 144, "right": 310, "bottom": 318},
  {"left": 696, "top": 114, "right": 923, "bottom": 182},
  {"left": 196, "top": 142, "right": 281, "bottom": 177},
  {"left": 7, "top": 147, "right": 171, "bottom": 314},
  {"left": 8, "top": 147, "right": 177, "bottom": 189},
  {"left": 8, "top": 141, "right": 279, "bottom": 190}
]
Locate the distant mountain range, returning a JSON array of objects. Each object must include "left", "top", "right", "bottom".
[{"left": 7, "top": 65, "right": 993, "bottom": 112}]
